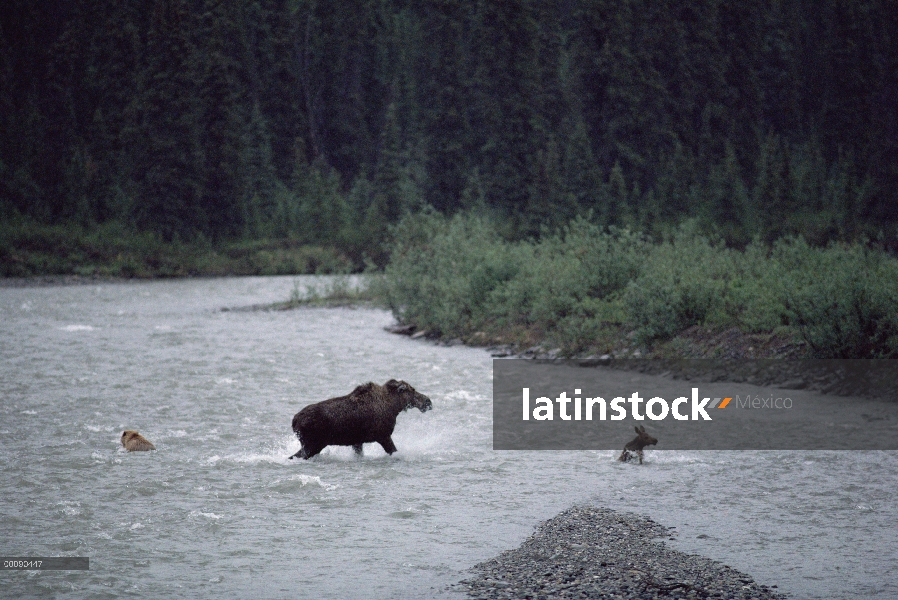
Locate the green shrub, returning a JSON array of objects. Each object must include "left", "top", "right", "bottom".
[
  {"left": 724, "top": 241, "right": 792, "bottom": 333},
  {"left": 378, "top": 210, "right": 898, "bottom": 358},
  {"left": 488, "top": 220, "right": 646, "bottom": 350},
  {"left": 783, "top": 245, "right": 898, "bottom": 357},
  {"left": 623, "top": 228, "right": 732, "bottom": 343},
  {"left": 378, "top": 211, "right": 523, "bottom": 337}
]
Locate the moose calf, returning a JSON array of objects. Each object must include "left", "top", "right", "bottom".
[{"left": 618, "top": 425, "right": 657, "bottom": 464}]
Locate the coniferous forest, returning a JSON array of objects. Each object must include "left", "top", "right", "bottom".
[{"left": 1, "top": 0, "right": 897, "bottom": 268}]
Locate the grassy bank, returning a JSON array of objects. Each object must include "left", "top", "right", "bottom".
[
  {"left": 376, "top": 212, "right": 898, "bottom": 359},
  {"left": 0, "top": 218, "right": 354, "bottom": 278}
]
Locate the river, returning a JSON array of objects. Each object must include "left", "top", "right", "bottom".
[{"left": 1, "top": 276, "right": 895, "bottom": 598}]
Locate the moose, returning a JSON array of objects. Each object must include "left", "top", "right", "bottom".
[
  {"left": 289, "top": 379, "right": 432, "bottom": 460},
  {"left": 618, "top": 425, "right": 657, "bottom": 464}
]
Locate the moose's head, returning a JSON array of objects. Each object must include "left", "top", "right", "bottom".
[{"left": 386, "top": 379, "right": 432, "bottom": 412}]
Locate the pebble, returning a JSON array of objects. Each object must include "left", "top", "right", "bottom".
[{"left": 455, "top": 506, "right": 788, "bottom": 600}]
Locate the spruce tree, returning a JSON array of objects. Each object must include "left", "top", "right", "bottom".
[{"left": 127, "top": 0, "right": 204, "bottom": 239}]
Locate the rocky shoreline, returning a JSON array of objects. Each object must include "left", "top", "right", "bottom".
[
  {"left": 456, "top": 506, "right": 787, "bottom": 600},
  {"left": 384, "top": 322, "right": 808, "bottom": 362},
  {"left": 386, "top": 324, "right": 898, "bottom": 401}
]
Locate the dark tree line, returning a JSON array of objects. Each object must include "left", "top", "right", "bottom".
[{"left": 2, "top": 0, "right": 896, "bottom": 253}]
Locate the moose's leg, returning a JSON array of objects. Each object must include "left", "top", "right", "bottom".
[
  {"left": 289, "top": 443, "right": 324, "bottom": 460},
  {"left": 618, "top": 449, "right": 629, "bottom": 462},
  {"left": 352, "top": 443, "right": 364, "bottom": 456},
  {"left": 637, "top": 450, "right": 644, "bottom": 464},
  {"left": 378, "top": 436, "right": 398, "bottom": 455}
]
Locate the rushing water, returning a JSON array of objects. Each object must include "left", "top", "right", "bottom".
[{"left": 1, "top": 276, "right": 896, "bottom": 599}]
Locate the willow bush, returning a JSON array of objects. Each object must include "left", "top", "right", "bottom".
[{"left": 379, "top": 212, "right": 898, "bottom": 357}]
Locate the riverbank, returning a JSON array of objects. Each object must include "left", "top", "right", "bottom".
[
  {"left": 386, "top": 322, "right": 807, "bottom": 360},
  {"left": 0, "top": 219, "right": 354, "bottom": 278},
  {"left": 457, "top": 505, "right": 786, "bottom": 600}
]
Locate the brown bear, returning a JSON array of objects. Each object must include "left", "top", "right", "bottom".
[
  {"left": 121, "top": 430, "right": 156, "bottom": 452},
  {"left": 289, "top": 379, "right": 432, "bottom": 460}
]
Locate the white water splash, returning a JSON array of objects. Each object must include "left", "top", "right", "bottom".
[{"left": 59, "top": 324, "right": 95, "bottom": 331}]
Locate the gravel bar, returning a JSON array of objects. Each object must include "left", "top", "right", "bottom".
[{"left": 457, "top": 506, "right": 787, "bottom": 600}]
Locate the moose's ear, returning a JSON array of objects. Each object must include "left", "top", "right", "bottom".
[
  {"left": 387, "top": 379, "right": 411, "bottom": 392},
  {"left": 635, "top": 426, "right": 640, "bottom": 434}
]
